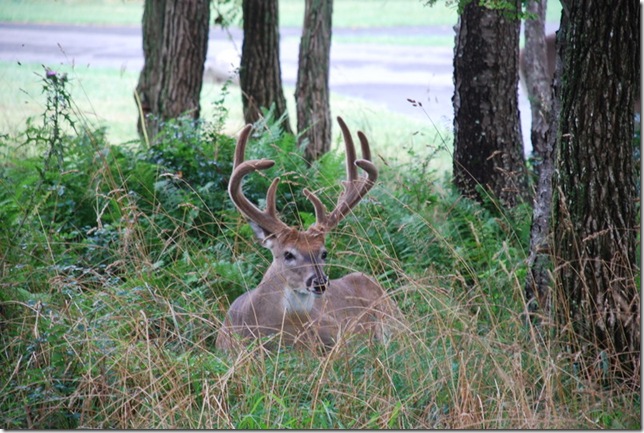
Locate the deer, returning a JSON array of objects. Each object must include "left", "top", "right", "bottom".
[{"left": 215, "top": 116, "right": 401, "bottom": 352}]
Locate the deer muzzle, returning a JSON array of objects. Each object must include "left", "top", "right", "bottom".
[{"left": 306, "top": 274, "right": 329, "bottom": 296}]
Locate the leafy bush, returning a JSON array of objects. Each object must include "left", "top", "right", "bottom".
[{"left": 0, "top": 66, "right": 639, "bottom": 429}]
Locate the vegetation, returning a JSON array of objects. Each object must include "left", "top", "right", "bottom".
[
  {"left": 1, "top": 60, "right": 451, "bottom": 176},
  {"left": 0, "top": 65, "right": 639, "bottom": 429},
  {"left": 0, "top": 0, "right": 639, "bottom": 428},
  {"left": 1, "top": 0, "right": 459, "bottom": 28},
  {"left": 0, "top": 0, "right": 562, "bottom": 32}
]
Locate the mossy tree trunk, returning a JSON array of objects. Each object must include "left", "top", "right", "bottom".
[
  {"left": 135, "top": 0, "right": 210, "bottom": 141},
  {"left": 295, "top": 0, "right": 333, "bottom": 162},
  {"left": 240, "top": 0, "right": 293, "bottom": 134},
  {"left": 452, "top": 0, "right": 528, "bottom": 208},
  {"left": 553, "top": 0, "right": 640, "bottom": 386}
]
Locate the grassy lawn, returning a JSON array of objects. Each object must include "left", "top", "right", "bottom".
[
  {"left": 0, "top": 0, "right": 563, "bottom": 160},
  {"left": 0, "top": 60, "right": 452, "bottom": 171},
  {"left": 1, "top": 0, "right": 561, "bottom": 28},
  {"left": 0, "top": 61, "right": 141, "bottom": 143},
  {"left": 0, "top": 0, "right": 467, "bottom": 171},
  {"left": 1, "top": 0, "right": 458, "bottom": 27}
]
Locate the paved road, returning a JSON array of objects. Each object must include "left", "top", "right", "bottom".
[{"left": 0, "top": 22, "right": 559, "bottom": 150}]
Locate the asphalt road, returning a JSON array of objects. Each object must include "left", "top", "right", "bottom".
[{"left": 0, "top": 22, "right": 560, "bottom": 150}]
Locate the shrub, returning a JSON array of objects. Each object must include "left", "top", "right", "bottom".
[{"left": 0, "top": 66, "right": 639, "bottom": 429}]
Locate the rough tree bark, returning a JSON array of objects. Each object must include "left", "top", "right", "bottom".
[
  {"left": 295, "top": 0, "right": 333, "bottom": 163},
  {"left": 240, "top": 0, "right": 293, "bottom": 134},
  {"left": 452, "top": 0, "right": 528, "bottom": 208},
  {"left": 520, "top": 0, "right": 552, "bottom": 169},
  {"left": 521, "top": 0, "right": 555, "bottom": 316},
  {"left": 135, "top": 0, "right": 210, "bottom": 141},
  {"left": 553, "top": 0, "right": 640, "bottom": 386}
]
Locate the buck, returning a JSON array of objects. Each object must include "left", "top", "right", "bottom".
[{"left": 216, "top": 117, "right": 400, "bottom": 352}]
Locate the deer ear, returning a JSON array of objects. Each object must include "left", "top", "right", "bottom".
[{"left": 249, "top": 221, "right": 275, "bottom": 249}]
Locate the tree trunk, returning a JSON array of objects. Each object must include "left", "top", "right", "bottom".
[
  {"left": 522, "top": 0, "right": 555, "bottom": 316},
  {"left": 295, "top": 0, "right": 333, "bottom": 162},
  {"left": 520, "top": 0, "right": 551, "bottom": 169},
  {"left": 452, "top": 0, "right": 528, "bottom": 208},
  {"left": 240, "top": 0, "right": 293, "bottom": 134},
  {"left": 553, "top": 0, "right": 640, "bottom": 386},
  {"left": 135, "top": 0, "right": 210, "bottom": 141}
]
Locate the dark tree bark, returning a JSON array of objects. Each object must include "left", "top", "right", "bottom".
[
  {"left": 240, "top": 0, "right": 293, "bottom": 134},
  {"left": 295, "top": 0, "right": 333, "bottom": 162},
  {"left": 521, "top": 0, "right": 555, "bottom": 316},
  {"left": 553, "top": 0, "right": 640, "bottom": 386},
  {"left": 135, "top": 0, "right": 210, "bottom": 141},
  {"left": 452, "top": 0, "right": 528, "bottom": 208}
]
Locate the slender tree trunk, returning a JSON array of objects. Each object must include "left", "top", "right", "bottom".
[
  {"left": 520, "top": 0, "right": 551, "bottom": 170},
  {"left": 553, "top": 0, "right": 640, "bottom": 386},
  {"left": 295, "top": 0, "right": 333, "bottom": 162},
  {"left": 135, "top": 0, "right": 210, "bottom": 141},
  {"left": 452, "top": 0, "right": 528, "bottom": 208},
  {"left": 240, "top": 0, "right": 293, "bottom": 134},
  {"left": 522, "top": 0, "right": 555, "bottom": 316}
]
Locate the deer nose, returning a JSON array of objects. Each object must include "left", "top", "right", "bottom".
[{"left": 306, "top": 275, "right": 328, "bottom": 295}]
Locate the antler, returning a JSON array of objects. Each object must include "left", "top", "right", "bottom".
[
  {"left": 304, "top": 116, "right": 378, "bottom": 231},
  {"left": 228, "top": 125, "right": 290, "bottom": 235}
]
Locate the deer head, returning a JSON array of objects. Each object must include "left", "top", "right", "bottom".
[{"left": 228, "top": 116, "right": 378, "bottom": 298}]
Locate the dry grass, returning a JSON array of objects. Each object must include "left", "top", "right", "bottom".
[
  {"left": 3, "top": 274, "right": 638, "bottom": 428},
  {"left": 1, "top": 163, "right": 639, "bottom": 428},
  {"left": 0, "top": 50, "right": 639, "bottom": 430}
]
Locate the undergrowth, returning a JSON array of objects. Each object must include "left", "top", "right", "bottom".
[{"left": 0, "top": 67, "right": 640, "bottom": 429}]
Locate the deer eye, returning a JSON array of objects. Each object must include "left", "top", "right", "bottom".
[
  {"left": 283, "top": 251, "right": 296, "bottom": 261},
  {"left": 320, "top": 250, "right": 328, "bottom": 261}
]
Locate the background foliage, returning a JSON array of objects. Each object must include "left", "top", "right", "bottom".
[{"left": 0, "top": 63, "right": 639, "bottom": 429}]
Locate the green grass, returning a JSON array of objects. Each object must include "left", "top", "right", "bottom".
[
  {"left": 0, "top": 0, "right": 143, "bottom": 26},
  {"left": 1, "top": 0, "right": 143, "bottom": 26},
  {"left": 0, "top": 60, "right": 453, "bottom": 172},
  {"left": 280, "top": 0, "right": 460, "bottom": 28},
  {"left": 1, "top": 0, "right": 562, "bottom": 29},
  {"left": 0, "top": 61, "right": 141, "bottom": 143},
  {"left": 0, "top": 93, "right": 638, "bottom": 426},
  {"left": 0, "top": 1, "right": 637, "bottom": 429},
  {"left": 0, "top": 0, "right": 457, "bottom": 28},
  {"left": 0, "top": 68, "right": 638, "bottom": 433}
]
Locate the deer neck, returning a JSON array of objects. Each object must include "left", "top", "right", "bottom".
[
  {"left": 281, "top": 286, "right": 316, "bottom": 315},
  {"left": 258, "top": 268, "right": 318, "bottom": 317}
]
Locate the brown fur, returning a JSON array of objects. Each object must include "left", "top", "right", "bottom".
[
  {"left": 217, "top": 117, "right": 402, "bottom": 353},
  {"left": 216, "top": 271, "right": 399, "bottom": 352}
]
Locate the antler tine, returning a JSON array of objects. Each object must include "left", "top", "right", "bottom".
[
  {"left": 265, "top": 177, "right": 281, "bottom": 219},
  {"left": 357, "top": 131, "right": 371, "bottom": 162},
  {"left": 228, "top": 125, "right": 290, "bottom": 235},
  {"left": 303, "top": 188, "right": 329, "bottom": 228},
  {"left": 324, "top": 117, "right": 379, "bottom": 229},
  {"left": 337, "top": 116, "right": 359, "bottom": 181},
  {"left": 233, "top": 124, "right": 253, "bottom": 168}
]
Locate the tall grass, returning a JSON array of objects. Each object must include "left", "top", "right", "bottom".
[{"left": 0, "top": 67, "right": 639, "bottom": 429}]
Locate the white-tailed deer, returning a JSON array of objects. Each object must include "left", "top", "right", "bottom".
[{"left": 216, "top": 117, "right": 400, "bottom": 352}]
